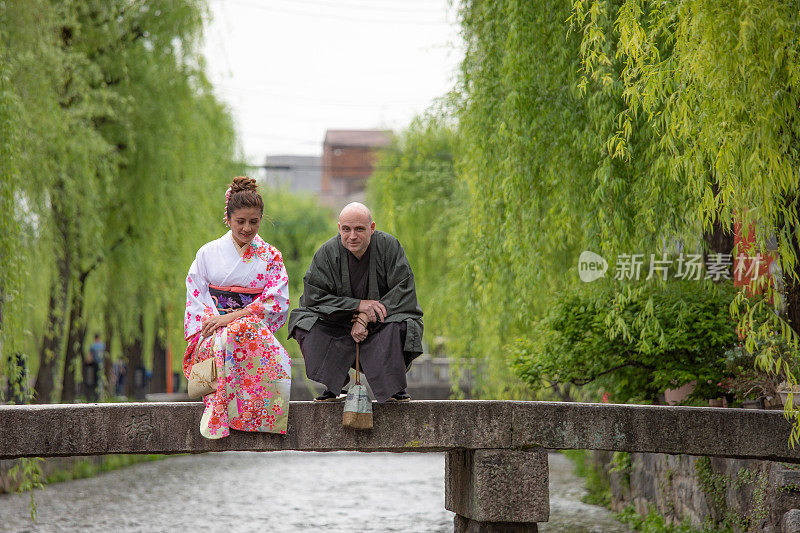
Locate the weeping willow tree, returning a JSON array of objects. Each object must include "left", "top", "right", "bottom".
[
  {"left": 447, "top": 0, "right": 800, "bottom": 408},
  {"left": 0, "top": 0, "right": 240, "bottom": 402},
  {"left": 370, "top": 0, "right": 765, "bottom": 402},
  {"left": 368, "top": 111, "right": 462, "bottom": 351},
  {"left": 0, "top": 0, "right": 110, "bottom": 401},
  {"left": 570, "top": 0, "right": 800, "bottom": 438},
  {"left": 93, "top": 1, "right": 240, "bottom": 397},
  {"left": 441, "top": 0, "right": 702, "bottom": 397},
  {"left": 0, "top": 17, "right": 25, "bottom": 397}
]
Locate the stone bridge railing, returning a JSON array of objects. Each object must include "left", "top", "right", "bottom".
[{"left": 1, "top": 401, "right": 797, "bottom": 532}]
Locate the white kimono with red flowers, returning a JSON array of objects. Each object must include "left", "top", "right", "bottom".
[{"left": 183, "top": 231, "right": 291, "bottom": 439}]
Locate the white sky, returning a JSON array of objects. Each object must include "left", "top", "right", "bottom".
[{"left": 201, "top": 0, "right": 464, "bottom": 164}]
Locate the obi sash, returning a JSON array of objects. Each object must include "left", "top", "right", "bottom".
[{"left": 209, "top": 285, "right": 262, "bottom": 315}]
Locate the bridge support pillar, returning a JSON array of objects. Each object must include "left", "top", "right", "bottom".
[{"left": 445, "top": 448, "right": 549, "bottom": 533}]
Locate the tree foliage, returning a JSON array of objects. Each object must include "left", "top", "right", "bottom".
[
  {"left": 440, "top": 0, "right": 701, "bottom": 397},
  {"left": 0, "top": 13, "right": 23, "bottom": 380},
  {"left": 258, "top": 188, "right": 336, "bottom": 359},
  {"left": 371, "top": 0, "right": 798, "bottom": 407},
  {"left": 569, "top": 0, "right": 800, "bottom": 428},
  {"left": 0, "top": 0, "right": 242, "bottom": 401},
  {"left": 368, "top": 111, "right": 462, "bottom": 349},
  {"left": 511, "top": 280, "right": 738, "bottom": 403}
]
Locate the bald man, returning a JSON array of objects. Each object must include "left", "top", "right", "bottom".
[{"left": 288, "top": 203, "right": 424, "bottom": 402}]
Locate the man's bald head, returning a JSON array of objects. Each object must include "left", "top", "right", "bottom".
[
  {"left": 338, "top": 202, "right": 375, "bottom": 259},
  {"left": 338, "top": 202, "right": 372, "bottom": 224}
]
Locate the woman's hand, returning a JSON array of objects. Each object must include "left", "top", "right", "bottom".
[{"left": 201, "top": 309, "right": 248, "bottom": 338}]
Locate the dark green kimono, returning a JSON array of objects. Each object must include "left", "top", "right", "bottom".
[
  {"left": 288, "top": 231, "right": 423, "bottom": 352},
  {"left": 288, "top": 231, "right": 424, "bottom": 400}
]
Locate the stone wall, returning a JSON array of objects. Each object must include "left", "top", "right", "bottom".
[{"left": 594, "top": 451, "right": 800, "bottom": 532}]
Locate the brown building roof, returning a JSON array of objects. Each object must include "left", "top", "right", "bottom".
[{"left": 323, "top": 129, "right": 393, "bottom": 148}]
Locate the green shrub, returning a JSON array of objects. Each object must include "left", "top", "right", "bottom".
[
  {"left": 617, "top": 505, "right": 726, "bottom": 533},
  {"left": 511, "top": 281, "right": 738, "bottom": 403}
]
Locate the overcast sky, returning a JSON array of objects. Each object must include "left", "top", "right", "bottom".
[{"left": 201, "top": 0, "right": 463, "bottom": 165}]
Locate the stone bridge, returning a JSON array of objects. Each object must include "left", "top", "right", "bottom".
[{"left": 1, "top": 400, "right": 797, "bottom": 532}]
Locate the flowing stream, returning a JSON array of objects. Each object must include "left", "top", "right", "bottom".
[{"left": 1, "top": 452, "right": 630, "bottom": 532}]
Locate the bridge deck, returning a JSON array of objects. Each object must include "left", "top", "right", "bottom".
[{"left": 1, "top": 400, "right": 797, "bottom": 462}]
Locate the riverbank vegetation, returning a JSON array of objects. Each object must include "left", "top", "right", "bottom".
[
  {"left": 561, "top": 450, "right": 612, "bottom": 508},
  {"left": 370, "top": 0, "right": 800, "bottom": 416},
  {"left": 616, "top": 506, "right": 722, "bottom": 533},
  {"left": 2, "top": 454, "right": 165, "bottom": 492},
  {"left": 564, "top": 450, "right": 726, "bottom": 533},
  {"left": 42, "top": 455, "right": 165, "bottom": 484}
]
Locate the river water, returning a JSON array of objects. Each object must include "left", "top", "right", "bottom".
[{"left": 1, "top": 452, "right": 629, "bottom": 532}]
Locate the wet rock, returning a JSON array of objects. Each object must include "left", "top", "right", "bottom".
[{"left": 782, "top": 509, "right": 800, "bottom": 533}]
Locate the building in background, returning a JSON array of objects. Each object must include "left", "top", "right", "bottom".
[
  {"left": 262, "top": 155, "right": 322, "bottom": 195},
  {"left": 320, "top": 129, "right": 393, "bottom": 206},
  {"left": 261, "top": 129, "right": 393, "bottom": 207}
]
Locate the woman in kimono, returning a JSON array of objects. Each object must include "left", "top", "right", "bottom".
[{"left": 183, "top": 176, "right": 291, "bottom": 439}]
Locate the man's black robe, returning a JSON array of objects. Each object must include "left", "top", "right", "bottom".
[{"left": 288, "top": 231, "right": 423, "bottom": 401}]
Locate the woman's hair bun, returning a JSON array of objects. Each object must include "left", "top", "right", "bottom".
[
  {"left": 230, "top": 176, "right": 258, "bottom": 194},
  {"left": 225, "top": 175, "right": 264, "bottom": 220}
]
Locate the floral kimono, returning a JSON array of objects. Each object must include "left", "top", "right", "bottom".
[{"left": 183, "top": 231, "right": 291, "bottom": 439}]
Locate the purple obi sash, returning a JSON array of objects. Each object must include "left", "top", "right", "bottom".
[{"left": 209, "top": 285, "right": 262, "bottom": 315}]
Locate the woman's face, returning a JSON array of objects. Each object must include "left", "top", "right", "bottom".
[{"left": 228, "top": 207, "right": 262, "bottom": 246}]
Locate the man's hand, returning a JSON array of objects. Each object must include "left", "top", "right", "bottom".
[
  {"left": 358, "top": 300, "right": 387, "bottom": 322},
  {"left": 350, "top": 316, "right": 368, "bottom": 343}
]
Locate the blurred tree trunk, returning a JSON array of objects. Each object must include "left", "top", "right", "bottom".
[
  {"left": 34, "top": 284, "right": 66, "bottom": 403},
  {"left": 151, "top": 335, "right": 167, "bottom": 394},
  {"left": 34, "top": 203, "right": 71, "bottom": 403},
  {"left": 124, "top": 316, "right": 144, "bottom": 398},
  {"left": 150, "top": 306, "right": 168, "bottom": 394},
  {"left": 703, "top": 182, "right": 734, "bottom": 273},
  {"left": 61, "top": 270, "right": 91, "bottom": 403},
  {"left": 781, "top": 194, "right": 800, "bottom": 338},
  {"left": 703, "top": 219, "right": 734, "bottom": 256}
]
